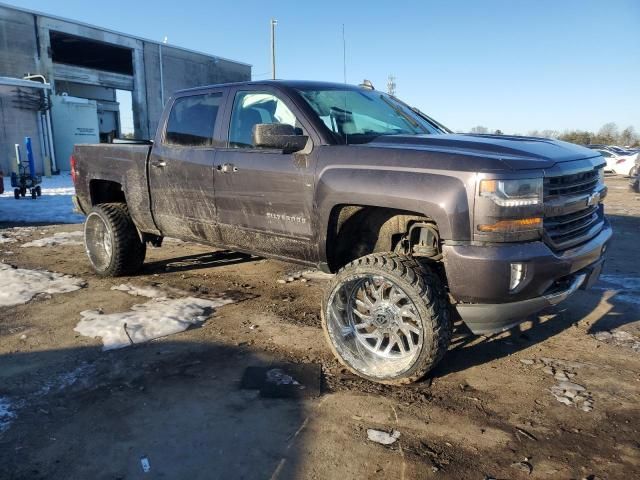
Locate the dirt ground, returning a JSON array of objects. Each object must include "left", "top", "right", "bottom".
[{"left": 0, "top": 175, "right": 639, "bottom": 480}]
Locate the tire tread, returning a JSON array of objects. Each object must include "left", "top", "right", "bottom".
[
  {"left": 86, "top": 203, "right": 145, "bottom": 277},
  {"left": 322, "top": 252, "right": 452, "bottom": 385}
]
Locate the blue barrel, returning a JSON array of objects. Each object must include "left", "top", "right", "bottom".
[{"left": 25, "top": 136, "right": 36, "bottom": 178}]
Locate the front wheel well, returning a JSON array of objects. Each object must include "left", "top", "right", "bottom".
[{"left": 326, "top": 205, "right": 442, "bottom": 272}]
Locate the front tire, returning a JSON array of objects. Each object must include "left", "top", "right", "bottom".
[
  {"left": 322, "top": 253, "right": 451, "bottom": 385},
  {"left": 84, "top": 203, "right": 146, "bottom": 276}
]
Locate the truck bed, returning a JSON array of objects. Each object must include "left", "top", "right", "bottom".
[{"left": 73, "top": 143, "right": 159, "bottom": 235}]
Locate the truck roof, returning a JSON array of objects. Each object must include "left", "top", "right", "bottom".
[{"left": 175, "top": 79, "right": 365, "bottom": 94}]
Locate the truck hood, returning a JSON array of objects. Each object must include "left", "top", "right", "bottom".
[{"left": 366, "top": 133, "right": 600, "bottom": 170}]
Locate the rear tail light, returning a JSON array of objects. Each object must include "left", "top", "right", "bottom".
[{"left": 70, "top": 155, "right": 77, "bottom": 184}]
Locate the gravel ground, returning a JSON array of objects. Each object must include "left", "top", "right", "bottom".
[{"left": 0, "top": 175, "right": 638, "bottom": 479}]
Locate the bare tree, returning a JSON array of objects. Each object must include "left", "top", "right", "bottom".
[
  {"left": 595, "top": 122, "right": 619, "bottom": 144},
  {"left": 620, "top": 126, "right": 638, "bottom": 147},
  {"left": 470, "top": 126, "right": 489, "bottom": 134}
]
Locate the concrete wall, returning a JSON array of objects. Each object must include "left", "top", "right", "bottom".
[
  {"left": 143, "top": 43, "right": 251, "bottom": 136},
  {"left": 0, "top": 6, "right": 39, "bottom": 78},
  {"left": 0, "top": 4, "right": 251, "bottom": 173},
  {"left": 0, "top": 85, "right": 44, "bottom": 175}
]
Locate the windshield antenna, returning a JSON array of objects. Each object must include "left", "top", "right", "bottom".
[{"left": 342, "top": 24, "right": 347, "bottom": 84}]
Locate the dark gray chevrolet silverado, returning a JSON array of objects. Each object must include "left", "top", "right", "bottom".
[{"left": 72, "top": 80, "right": 611, "bottom": 384}]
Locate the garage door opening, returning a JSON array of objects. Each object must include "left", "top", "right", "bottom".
[
  {"left": 49, "top": 31, "right": 133, "bottom": 75},
  {"left": 116, "top": 90, "right": 135, "bottom": 138}
]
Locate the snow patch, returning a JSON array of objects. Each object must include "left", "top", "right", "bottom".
[
  {"left": 21, "top": 231, "right": 83, "bottom": 248},
  {"left": 0, "top": 233, "right": 16, "bottom": 244},
  {"left": 596, "top": 274, "right": 640, "bottom": 306},
  {"left": 598, "top": 275, "right": 640, "bottom": 290},
  {"left": 110, "top": 283, "right": 183, "bottom": 299},
  {"left": 0, "top": 173, "right": 84, "bottom": 224},
  {"left": 74, "top": 296, "right": 234, "bottom": 350},
  {"left": 367, "top": 429, "right": 401, "bottom": 445},
  {"left": 0, "top": 263, "right": 86, "bottom": 307},
  {"left": 0, "top": 397, "right": 16, "bottom": 434},
  {"left": 38, "top": 364, "right": 95, "bottom": 395}
]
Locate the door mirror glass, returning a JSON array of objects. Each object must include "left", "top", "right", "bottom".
[{"left": 253, "top": 123, "right": 308, "bottom": 153}]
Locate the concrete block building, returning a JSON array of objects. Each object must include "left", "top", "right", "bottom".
[{"left": 0, "top": 3, "right": 251, "bottom": 174}]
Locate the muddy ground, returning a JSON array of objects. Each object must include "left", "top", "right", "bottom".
[{"left": 0, "top": 175, "right": 638, "bottom": 479}]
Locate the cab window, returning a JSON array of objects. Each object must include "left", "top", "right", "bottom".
[
  {"left": 165, "top": 93, "right": 222, "bottom": 146},
  {"left": 228, "top": 91, "right": 301, "bottom": 148}
]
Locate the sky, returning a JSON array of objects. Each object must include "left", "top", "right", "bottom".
[{"left": 14, "top": 0, "right": 640, "bottom": 134}]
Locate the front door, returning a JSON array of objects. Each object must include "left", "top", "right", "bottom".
[
  {"left": 148, "top": 91, "right": 225, "bottom": 242},
  {"left": 214, "top": 89, "right": 316, "bottom": 262}
]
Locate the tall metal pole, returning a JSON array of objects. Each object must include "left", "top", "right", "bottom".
[{"left": 270, "top": 19, "right": 277, "bottom": 79}]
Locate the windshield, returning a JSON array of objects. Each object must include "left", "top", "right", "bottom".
[{"left": 296, "top": 88, "right": 447, "bottom": 144}]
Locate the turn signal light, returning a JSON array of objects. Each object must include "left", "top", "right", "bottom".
[
  {"left": 477, "top": 217, "right": 542, "bottom": 233},
  {"left": 70, "top": 155, "right": 77, "bottom": 184}
]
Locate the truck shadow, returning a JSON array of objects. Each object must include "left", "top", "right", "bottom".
[
  {"left": 142, "top": 250, "right": 258, "bottom": 274},
  {"left": 0, "top": 339, "right": 312, "bottom": 480},
  {"left": 432, "top": 284, "right": 639, "bottom": 377}
]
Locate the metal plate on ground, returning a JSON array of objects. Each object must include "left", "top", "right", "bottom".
[{"left": 240, "top": 363, "right": 322, "bottom": 399}]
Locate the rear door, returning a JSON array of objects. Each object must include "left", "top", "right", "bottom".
[
  {"left": 213, "top": 87, "right": 318, "bottom": 263},
  {"left": 148, "top": 90, "right": 226, "bottom": 242}
]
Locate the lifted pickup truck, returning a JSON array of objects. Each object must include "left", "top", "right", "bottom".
[{"left": 72, "top": 80, "right": 611, "bottom": 384}]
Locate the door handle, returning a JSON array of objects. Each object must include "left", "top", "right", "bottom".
[
  {"left": 150, "top": 161, "right": 167, "bottom": 168},
  {"left": 217, "top": 163, "right": 238, "bottom": 173}
]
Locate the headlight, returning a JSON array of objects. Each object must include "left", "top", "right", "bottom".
[
  {"left": 475, "top": 177, "right": 544, "bottom": 242},
  {"left": 479, "top": 178, "right": 542, "bottom": 207}
]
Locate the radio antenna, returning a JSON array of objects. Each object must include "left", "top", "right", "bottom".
[{"left": 342, "top": 24, "right": 347, "bottom": 84}]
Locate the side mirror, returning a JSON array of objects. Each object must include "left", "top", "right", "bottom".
[{"left": 253, "top": 123, "right": 308, "bottom": 153}]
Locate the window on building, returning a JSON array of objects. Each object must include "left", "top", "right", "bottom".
[
  {"left": 165, "top": 93, "right": 222, "bottom": 146},
  {"left": 49, "top": 31, "right": 134, "bottom": 75}
]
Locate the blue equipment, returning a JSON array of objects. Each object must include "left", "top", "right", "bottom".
[{"left": 10, "top": 137, "right": 42, "bottom": 200}]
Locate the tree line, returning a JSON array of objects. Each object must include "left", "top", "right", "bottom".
[{"left": 468, "top": 123, "right": 639, "bottom": 147}]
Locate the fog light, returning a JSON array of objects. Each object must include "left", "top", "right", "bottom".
[{"left": 510, "top": 263, "right": 526, "bottom": 291}]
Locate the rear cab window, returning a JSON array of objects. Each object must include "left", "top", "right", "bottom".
[{"left": 164, "top": 93, "right": 223, "bottom": 147}]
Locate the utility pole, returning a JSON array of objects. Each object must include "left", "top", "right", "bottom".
[
  {"left": 270, "top": 19, "right": 278, "bottom": 80},
  {"left": 387, "top": 75, "right": 396, "bottom": 96}
]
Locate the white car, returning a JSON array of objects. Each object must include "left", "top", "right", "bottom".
[{"left": 597, "top": 149, "right": 638, "bottom": 176}]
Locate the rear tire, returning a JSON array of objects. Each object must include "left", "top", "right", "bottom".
[
  {"left": 14, "top": 188, "right": 20, "bottom": 200},
  {"left": 84, "top": 203, "right": 146, "bottom": 276},
  {"left": 322, "top": 253, "right": 451, "bottom": 385}
]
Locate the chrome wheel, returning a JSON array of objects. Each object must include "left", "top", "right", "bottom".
[
  {"left": 326, "top": 274, "right": 424, "bottom": 379},
  {"left": 84, "top": 212, "right": 113, "bottom": 272}
]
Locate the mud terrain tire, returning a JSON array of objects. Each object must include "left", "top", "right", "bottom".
[
  {"left": 84, "top": 203, "right": 146, "bottom": 277},
  {"left": 322, "top": 253, "right": 451, "bottom": 385}
]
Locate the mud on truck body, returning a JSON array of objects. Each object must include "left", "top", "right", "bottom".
[{"left": 71, "top": 80, "right": 611, "bottom": 384}]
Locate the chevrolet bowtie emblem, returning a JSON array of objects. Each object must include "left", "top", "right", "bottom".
[{"left": 586, "top": 191, "right": 600, "bottom": 207}]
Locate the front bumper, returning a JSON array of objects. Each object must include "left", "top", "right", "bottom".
[{"left": 444, "top": 220, "right": 612, "bottom": 335}]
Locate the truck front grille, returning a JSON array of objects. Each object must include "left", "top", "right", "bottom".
[
  {"left": 543, "top": 167, "right": 604, "bottom": 251},
  {"left": 544, "top": 169, "right": 599, "bottom": 197}
]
